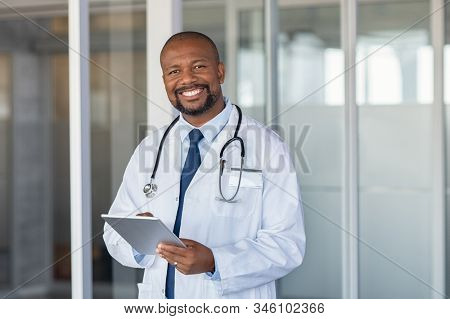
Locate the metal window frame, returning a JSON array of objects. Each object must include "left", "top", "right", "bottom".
[
  {"left": 225, "top": 0, "right": 238, "bottom": 103},
  {"left": 430, "top": 0, "right": 446, "bottom": 299},
  {"left": 69, "top": 0, "right": 92, "bottom": 299},
  {"left": 264, "top": 0, "right": 279, "bottom": 124},
  {"left": 341, "top": 0, "right": 359, "bottom": 299}
]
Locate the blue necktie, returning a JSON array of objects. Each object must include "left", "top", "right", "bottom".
[{"left": 166, "top": 128, "right": 204, "bottom": 299}]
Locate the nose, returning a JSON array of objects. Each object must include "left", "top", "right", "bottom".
[{"left": 179, "top": 67, "right": 197, "bottom": 86}]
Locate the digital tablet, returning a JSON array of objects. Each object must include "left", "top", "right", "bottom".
[{"left": 102, "top": 214, "right": 186, "bottom": 255}]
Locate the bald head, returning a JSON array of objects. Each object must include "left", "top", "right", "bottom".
[{"left": 160, "top": 31, "right": 220, "bottom": 64}]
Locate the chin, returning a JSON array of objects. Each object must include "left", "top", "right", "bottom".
[
  {"left": 173, "top": 92, "right": 218, "bottom": 116},
  {"left": 182, "top": 101, "right": 204, "bottom": 110}
]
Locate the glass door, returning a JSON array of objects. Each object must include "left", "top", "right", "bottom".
[
  {"left": 0, "top": 3, "right": 71, "bottom": 298},
  {"left": 276, "top": 0, "right": 344, "bottom": 299},
  {"left": 357, "top": 0, "right": 436, "bottom": 298},
  {"left": 88, "top": 0, "right": 147, "bottom": 298}
]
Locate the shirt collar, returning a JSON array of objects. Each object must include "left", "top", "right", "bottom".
[{"left": 178, "top": 96, "right": 233, "bottom": 144}]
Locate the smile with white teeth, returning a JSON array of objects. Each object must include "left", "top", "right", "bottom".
[{"left": 180, "top": 88, "right": 203, "bottom": 97}]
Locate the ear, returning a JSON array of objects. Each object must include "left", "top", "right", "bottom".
[{"left": 217, "top": 62, "right": 225, "bottom": 84}]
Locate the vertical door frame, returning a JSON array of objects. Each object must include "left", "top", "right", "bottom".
[
  {"left": 430, "top": 0, "right": 446, "bottom": 299},
  {"left": 225, "top": 0, "right": 238, "bottom": 103},
  {"left": 341, "top": 0, "right": 359, "bottom": 299},
  {"left": 264, "top": 0, "right": 279, "bottom": 124},
  {"left": 69, "top": 0, "right": 93, "bottom": 299}
]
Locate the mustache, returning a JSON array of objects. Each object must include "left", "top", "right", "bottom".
[{"left": 174, "top": 84, "right": 209, "bottom": 95}]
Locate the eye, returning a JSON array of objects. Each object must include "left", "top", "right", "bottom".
[
  {"left": 194, "top": 65, "right": 205, "bottom": 70},
  {"left": 168, "top": 69, "right": 179, "bottom": 75}
]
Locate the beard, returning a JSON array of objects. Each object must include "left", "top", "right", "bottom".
[{"left": 174, "top": 84, "right": 217, "bottom": 116}]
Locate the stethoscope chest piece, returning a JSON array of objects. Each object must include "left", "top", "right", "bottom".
[{"left": 143, "top": 180, "right": 158, "bottom": 198}]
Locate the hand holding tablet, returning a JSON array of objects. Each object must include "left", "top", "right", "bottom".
[{"left": 102, "top": 213, "right": 186, "bottom": 255}]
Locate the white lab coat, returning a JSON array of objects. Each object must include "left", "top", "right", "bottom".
[{"left": 103, "top": 105, "right": 306, "bottom": 298}]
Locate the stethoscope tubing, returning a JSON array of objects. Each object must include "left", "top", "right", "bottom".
[{"left": 143, "top": 104, "right": 245, "bottom": 202}]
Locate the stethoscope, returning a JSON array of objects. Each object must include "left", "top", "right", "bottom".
[{"left": 143, "top": 104, "right": 245, "bottom": 203}]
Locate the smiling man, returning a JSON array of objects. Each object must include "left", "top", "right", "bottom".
[
  {"left": 104, "top": 31, "right": 306, "bottom": 299},
  {"left": 161, "top": 32, "right": 225, "bottom": 126}
]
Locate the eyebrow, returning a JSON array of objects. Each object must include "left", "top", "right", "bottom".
[
  {"left": 164, "top": 58, "right": 210, "bottom": 70},
  {"left": 191, "top": 58, "right": 209, "bottom": 64}
]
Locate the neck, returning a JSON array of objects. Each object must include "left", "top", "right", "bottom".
[{"left": 182, "top": 97, "right": 225, "bottom": 127}]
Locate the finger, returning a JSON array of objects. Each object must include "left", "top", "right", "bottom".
[
  {"left": 175, "top": 264, "right": 188, "bottom": 275},
  {"left": 166, "top": 256, "right": 188, "bottom": 275},
  {"left": 158, "top": 243, "right": 189, "bottom": 256},
  {"left": 179, "top": 239, "right": 198, "bottom": 247},
  {"left": 136, "top": 212, "right": 154, "bottom": 217},
  {"left": 159, "top": 249, "right": 186, "bottom": 265},
  {"left": 158, "top": 253, "right": 176, "bottom": 266}
]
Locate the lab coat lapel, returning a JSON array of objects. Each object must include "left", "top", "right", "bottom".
[
  {"left": 155, "top": 122, "right": 182, "bottom": 228},
  {"left": 165, "top": 125, "right": 182, "bottom": 187},
  {"left": 189, "top": 106, "right": 240, "bottom": 188}
]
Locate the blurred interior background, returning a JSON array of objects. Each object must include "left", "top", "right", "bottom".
[{"left": 0, "top": 0, "right": 449, "bottom": 298}]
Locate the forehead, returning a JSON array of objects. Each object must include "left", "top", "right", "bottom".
[{"left": 160, "top": 38, "right": 217, "bottom": 67}]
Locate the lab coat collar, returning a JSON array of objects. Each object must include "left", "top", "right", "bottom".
[
  {"left": 162, "top": 102, "right": 240, "bottom": 192},
  {"left": 187, "top": 104, "right": 241, "bottom": 189},
  {"left": 177, "top": 96, "right": 233, "bottom": 144},
  {"left": 150, "top": 104, "right": 240, "bottom": 226}
]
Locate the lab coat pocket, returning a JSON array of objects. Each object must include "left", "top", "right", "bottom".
[
  {"left": 137, "top": 283, "right": 165, "bottom": 299},
  {"left": 214, "top": 170, "right": 263, "bottom": 219},
  {"left": 202, "top": 278, "right": 221, "bottom": 299}
]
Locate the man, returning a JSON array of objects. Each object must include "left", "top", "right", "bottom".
[{"left": 103, "top": 31, "right": 305, "bottom": 299}]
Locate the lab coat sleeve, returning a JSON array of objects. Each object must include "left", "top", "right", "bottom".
[
  {"left": 205, "top": 259, "right": 221, "bottom": 281},
  {"left": 209, "top": 140, "right": 306, "bottom": 295},
  {"left": 133, "top": 248, "right": 155, "bottom": 266},
  {"left": 103, "top": 143, "right": 156, "bottom": 269}
]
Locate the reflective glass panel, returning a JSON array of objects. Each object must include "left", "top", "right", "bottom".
[
  {"left": 0, "top": 3, "right": 71, "bottom": 298},
  {"left": 277, "top": 2, "right": 344, "bottom": 299},
  {"left": 357, "top": 0, "right": 435, "bottom": 298},
  {"left": 237, "top": 5, "right": 265, "bottom": 122},
  {"left": 89, "top": 0, "right": 147, "bottom": 299}
]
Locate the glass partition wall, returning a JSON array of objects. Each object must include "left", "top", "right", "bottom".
[
  {"left": 276, "top": 1, "right": 344, "bottom": 298},
  {"left": 1, "top": 0, "right": 449, "bottom": 299},
  {"left": 185, "top": 0, "right": 447, "bottom": 299},
  {"left": 0, "top": 6, "right": 71, "bottom": 298},
  {"left": 356, "top": 0, "right": 436, "bottom": 298},
  {"left": 88, "top": 0, "right": 147, "bottom": 298},
  {"left": 0, "top": 0, "right": 148, "bottom": 299}
]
